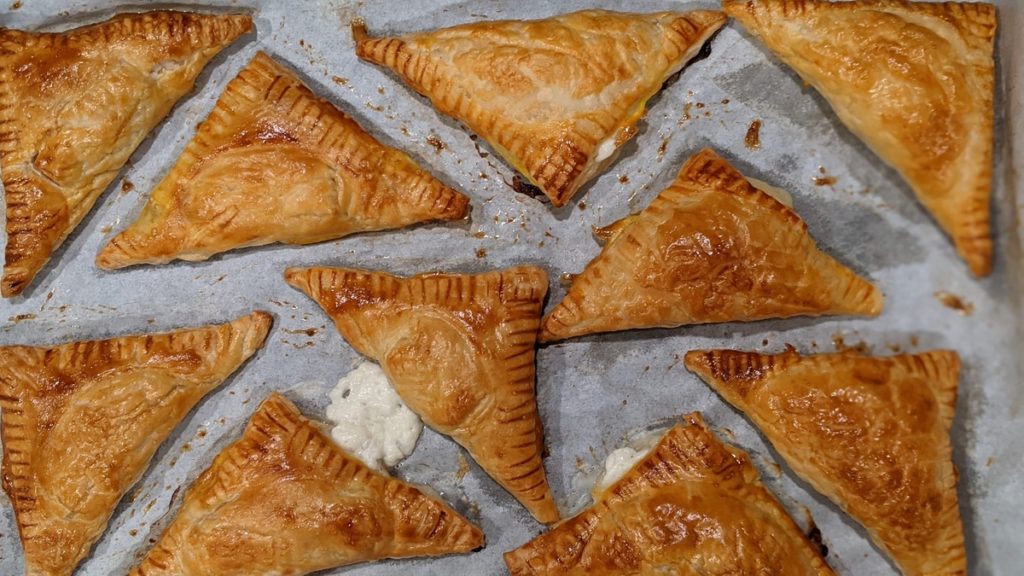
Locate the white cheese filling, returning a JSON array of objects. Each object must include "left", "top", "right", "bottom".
[
  {"left": 594, "top": 430, "right": 664, "bottom": 492},
  {"left": 595, "top": 136, "right": 618, "bottom": 163},
  {"left": 746, "top": 176, "right": 794, "bottom": 207},
  {"left": 326, "top": 362, "right": 422, "bottom": 471}
]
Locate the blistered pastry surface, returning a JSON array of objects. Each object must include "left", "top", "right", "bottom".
[{"left": 0, "top": 1, "right": 1019, "bottom": 575}]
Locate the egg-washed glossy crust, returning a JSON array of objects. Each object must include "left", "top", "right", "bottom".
[
  {"left": 0, "top": 312, "right": 271, "bottom": 576},
  {"left": 97, "top": 52, "right": 468, "bottom": 270},
  {"left": 723, "top": 0, "right": 997, "bottom": 276},
  {"left": 354, "top": 10, "right": 726, "bottom": 207},
  {"left": 685, "top": 349, "right": 965, "bottom": 576},
  {"left": 130, "top": 393, "right": 484, "bottom": 576},
  {"left": 504, "top": 413, "right": 835, "bottom": 575},
  {"left": 540, "top": 148, "right": 883, "bottom": 342},
  {"left": 286, "top": 265, "right": 559, "bottom": 524},
  {"left": 0, "top": 11, "right": 253, "bottom": 296}
]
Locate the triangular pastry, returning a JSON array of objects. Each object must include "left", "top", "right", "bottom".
[
  {"left": 286, "top": 265, "right": 560, "bottom": 524},
  {"left": 504, "top": 413, "right": 835, "bottom": 575},
  {"left": 540, "top": 148, "right": 883, "bottom": 342},
  {"left": 0, "top": 11, "right": 253, "bottom": 296},
  {"left": 130, "top": 393, "right": 484, "bottom": 575},
  {"left": 97, "top": 52, "right": 469, "bottom": 269},
  {"left": 685, "top": 348, "right": 965, "bottom": 576},
  {"left": 723, "top": 0, "right": 997, "bottom": 276},
  {"left": 0, "top": 311, "right": 271, "bottom": 576},
  {"left": 354, "top": 9, "right": 727, "bottom": 207}
]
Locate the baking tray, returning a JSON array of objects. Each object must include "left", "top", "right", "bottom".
[{"left": 0, "top": 0, "right": 1021, "bottom": 574}]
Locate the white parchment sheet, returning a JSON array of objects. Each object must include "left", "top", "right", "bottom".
[{"left": 0, "top": 1, "right": 1021, "bottom": 574}]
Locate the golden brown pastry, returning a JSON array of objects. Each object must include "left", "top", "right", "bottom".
[
  {"left": 354, "top": 10, "right": 726, "bottom": 207},
  {"left": 286, "top": 265, "right": 559, "bottom": 524},
  {"left": 685, "top": 348, "right": 965, "bottom": 576},
  {"left": 0, "top": 12, "right": 252, "bottom": 296},
  {"left": 504, "top": 413, "right": 835, "bottom": 575},
  {"left": 540, "top": 148, "right": 883, "bottom": 342},
  {"left": 0, "top": 312, "right": 271, "bottom": 576},
  {"left": 96, "top": 52, "right": 469, "bottom": 269},
  {"left": 130, "top": 392, "right": 484, "bottom": 576},
  {"left": 723, "top": 0, "right": 997, "bottom": 276}
]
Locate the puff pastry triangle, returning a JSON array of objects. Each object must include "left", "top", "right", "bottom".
[
  {"left": 286, "top": 265, "right": 560, "bottom": 523},
  {"left": 97, "top": 52, "right": 469, "bottom": 269},
  {"left": 723, "top": 0, "right": 997, "bottom": 276},
  {"left": 504, "top": 413, "right": 835, "bottom": 575},
  {"left": 0, "top": 11, "right": 253, "bottom": 295},
  {"left": 354, "top": 9, "right": 726, "bottom": 207},
  {"left": 130, "top": 392, "right": 484, "bottom": 575},
  {"left": 540, "top": 149, "right": 883, "bottom": 342},
  {"left": 0, "top": 311, "right": 271, "bottom": 576},
  {"left": 685, "top": 348, "right": 964, "bottom": 576}
]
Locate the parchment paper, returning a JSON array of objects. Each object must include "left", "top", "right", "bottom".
[{"left": 0, "top": 1, "right": 1020, "bottom": 574}]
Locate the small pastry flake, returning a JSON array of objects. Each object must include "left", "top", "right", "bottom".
[
  {"left": 723, "top": 0, "right": 997, "bottom": 276},
  {"left": 354, "top": 10, "right": 726, "bottom": 207},
  {"left": 0, "top": 312, "right": 271, "bottom": 576},
  {"left": 685, "top": 349, "right": 965, "bottom": 576},
  {"left": 541, "top": 148, "right": 883, "bottom": 342},
  {"left": 130, "top": 393, "right": 484, "bottom": 576},
  {"left": 286, "top": 265, "right": 560, "bottom": 524},
  {"left": 97, "top": 52, "right": 469, "bottom": 269},
  {"left": 0, "top": 11, "right": 253, "bottom": 296},
  {"left": 504, "top": 413, "right": 835, "bottom": 575}
]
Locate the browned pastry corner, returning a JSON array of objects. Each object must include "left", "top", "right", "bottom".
[
  {"left": 540, "top": 148, "right": 883, "bottom": 342},
  {"left": 96, "top": 51, "right": 469, "bottom": 270},
  {"left": 285, "top": 265, "right": 560, "bottom": 524},
  {"left": 0, "top": 311, "right": 271, "bottom": 576},
  {"left": 353, "top": 9, "right": 726, "bottom": 207},
  {"left": 504, "top": 413, "right": 835, "bottom": 575},
  {"left": 0, "top": 11, "right": 253, "bottom": 296},
  {"left": 723, "top": 0, "right": 997, "bottom": 276},
  {"left": 685, "top": 348, "right": 965, "bottom": 576},
  {"left": 130, "top": 392, "right": 484, "bottom": 575}
]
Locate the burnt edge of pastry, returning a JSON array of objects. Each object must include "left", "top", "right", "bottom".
[
  {"left": 0, "top": 11, "right": 253, "bottom": 296},
  {"left": 351, "top": 11, "right": 728, "bottom": 208}
]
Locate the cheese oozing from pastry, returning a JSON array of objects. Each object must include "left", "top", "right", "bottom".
[
  {"left": 326, "top": 362, "right": 422, "bottom": 471},
  {"left": 594, "top": 430, "right": 662, "bottom": 493},
  {"left": 746, "top": 177, "right": 793, "bottom": 207}
]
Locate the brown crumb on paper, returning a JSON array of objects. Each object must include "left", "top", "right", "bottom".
[
  {"left": 745, "top": 119, "right": 762, "bottom": 150},
  {"left": 934, "top": 291, "right": 974, "bottom": 316},
  {"left": 475, "top": 248, "right": 487, "bottom": 259},
  {"left": 681, "top": 102, "right": 693, "bottom": 122},
  {"left": 331, "top": 76, "right": 348, "bottom": 86},
  {"left": 814, "top": 166, "right": 838, "bottom": 186},
  {"left": 657, "top": 138, "right": 669, "bottom": 160},
  {"left": 425, "top": 134, "right": 446, "bottom": 153},
  {"left": 121, "top": 180, "right": 135, "bottom": 194},
  {"left": 456, "top": 452, "right": 471, "bottom": 481},
  {"left": 511, "top": 174, "right": 543, "bottom": 198},
  {"left": 832, "top": 333, "right": 870, "bottom": 353},
  {"left": 618, "top": 174, "right": 630, "bottom": 184},
  {"left": 10, "top": 1, "right": 22, "bottom": 9}
]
